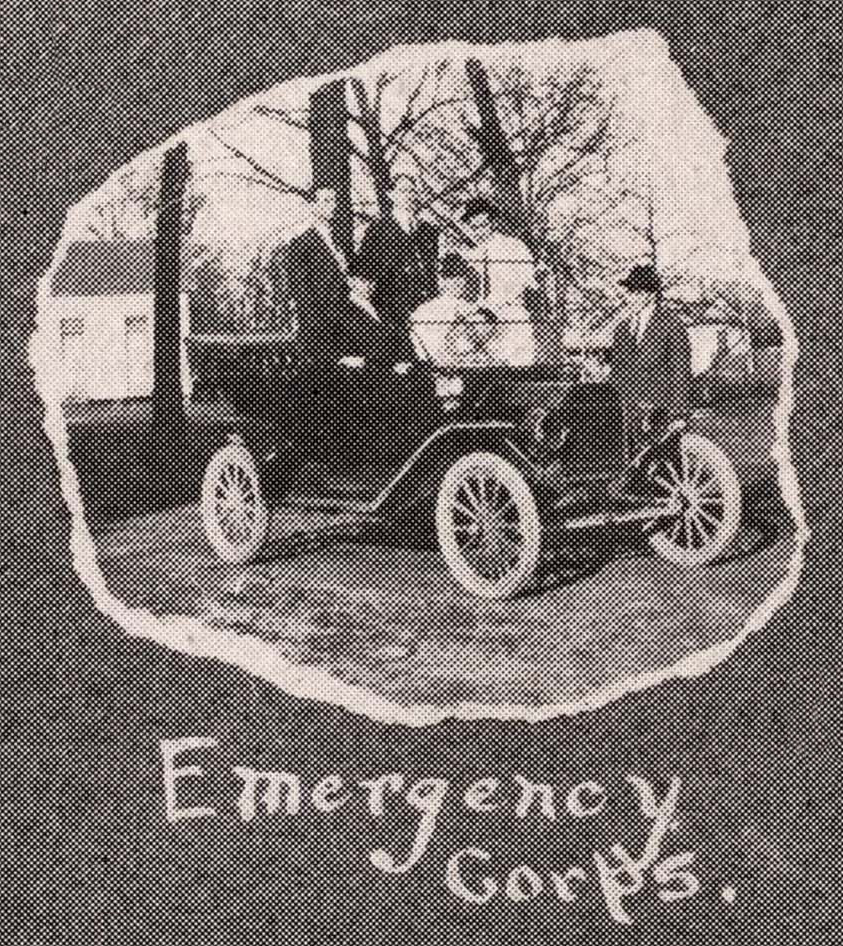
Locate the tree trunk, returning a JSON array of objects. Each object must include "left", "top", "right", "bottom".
[
  {"left": 153, "top": 141, "right": 188, "bottom": 428},
  {"left": 464, "top": 59, "right": 535, "bottom": 254},
  {"left": 349, "top": 78, "right": 391, "bottom": 217},
  {"left": 309, "top": 80, "right": 353, "bottom": 259}
]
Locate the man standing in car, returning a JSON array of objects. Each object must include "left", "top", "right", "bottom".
[
  {"left": 610, "top": 264, "right": 692, "bottom": 440},
  {"left": 354, "top": 173, "right": 440, "bottom": 333},
  {"left": 285, "top": 186, "right": 358, "bottom": 362},
  {"left": 287, "top": 187, "right": 383, "bottom": 363}
]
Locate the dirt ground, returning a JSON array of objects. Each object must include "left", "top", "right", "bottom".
[{"left": 92, "top": 458, "right": 797, "bottom": 708}]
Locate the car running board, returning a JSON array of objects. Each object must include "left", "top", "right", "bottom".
[
  {"left": 284, "top": 493, "right": 381, "bottom": 516},
  {"left": 556, "top": 499, "right": 681, "bottom": 531}
]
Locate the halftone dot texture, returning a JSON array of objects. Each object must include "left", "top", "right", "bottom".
[{"left": 3, "top": 2, "right": 839, "bottom": 944}]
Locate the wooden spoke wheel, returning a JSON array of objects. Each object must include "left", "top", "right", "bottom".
[
  {"left": 646, "top": 433, "right": 742, "bottom": 566},
  {"left": 201, "top": 443, "right": 270, "bottom": 564},
  {"left": 436, "top": 451, "right": 541, "bottom": 599}
]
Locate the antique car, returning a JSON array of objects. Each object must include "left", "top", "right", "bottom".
[{"left": 192, "top": 337, "right": 742, "bottom": 599}]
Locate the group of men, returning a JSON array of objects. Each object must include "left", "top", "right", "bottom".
[
  {"left": 283, "top": 173, "right": 692, "bottom": 425},
  {"left": 285, "top": 175, "right": 435, "bottom": 365},
  {"left": 284, "top": 176, "right": 540, "bottom": 367}
]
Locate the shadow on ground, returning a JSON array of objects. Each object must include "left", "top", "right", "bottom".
[
  {"left": 89, "top": 468, "right": 797, "bottom": 709},
  {"left": 66, "top": 393, "right": 798, "bottom": 709}
]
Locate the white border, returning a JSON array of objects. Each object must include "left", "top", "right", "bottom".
[{"left": 29, "top": 30, "right": 809, "bottom": 727}]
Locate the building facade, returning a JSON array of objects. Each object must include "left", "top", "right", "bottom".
[{"left": 45, "top": 241, "right": 191, "bottom": 401}]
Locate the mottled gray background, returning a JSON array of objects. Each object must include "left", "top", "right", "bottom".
[{"left": 2, "top": 2, "right": 840, "bottom": 943}]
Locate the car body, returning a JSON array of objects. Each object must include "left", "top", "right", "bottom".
[{"left": 192, "top": 338, "right": 742, "bottom": 598}]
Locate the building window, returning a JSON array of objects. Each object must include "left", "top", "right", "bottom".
[
  {"left": 125, "top": 314, "right": 148, "bottom": 333},
  {"left": 60, "top": 317, "right": 85, "bottom": 337}
]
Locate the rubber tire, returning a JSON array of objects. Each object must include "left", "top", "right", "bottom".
[
  {"left": 647, "top": 433, "right": 742, "bottom": 566},
  {"left": 436, "top": 451, "right": 542, "bottom": 599},
  {"left": 201, "top": 443, "right": 270, "bottom": 564}
]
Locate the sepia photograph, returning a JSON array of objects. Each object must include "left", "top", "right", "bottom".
[
  {"left": 7, "top": 3, "right": 839, "bottom": 942},
  {"left": 33, "top": 30, "right": 803, "bottom": 718}
]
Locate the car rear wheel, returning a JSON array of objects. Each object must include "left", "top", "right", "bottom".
[
  {"left": 645, "top": 433, "right": 741, "bottom": 566},
  {"left": 436, "top": 451, "right": 542, "bottom": 599},
  {"left": 201, "top": 442, "right": 270, "bottom": 564}
]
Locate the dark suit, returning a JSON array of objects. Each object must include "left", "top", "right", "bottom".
[
  {"left": 285, "top": 227, "right": 351, "bottom": 361},
  {"left": 285, "top": 226, "right": 407, "bottom": 364},
  {"left": 610, "top": 303, "right": 692, "bottom": 426},
  {"left": 355, "top": 218, "right": 439, "bottom": 327}
]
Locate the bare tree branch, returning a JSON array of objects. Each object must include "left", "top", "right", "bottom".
[
  {"left": 207, "top": 128, "right": 309, "bottom": 198},
  {"left": 419, "top": 158, "right": 492, "bottom": 212},
  {"left": 372, "top": 70, "right": 397, "bottom": 124},
  {"left": 253, "top": 105, "right": 310, "bottom": 131},
  {"left": 403, "top": 66, "right": 430, "bottom": 120},
  {"left": 383, "top": 93, "right": 473, "bottom": 150},
  {"left": 192, "top": 171, "right": 307, "bottom": 197},
  {"left": 402, "top": 122, "right": 477, "bottom": 176},
  {"left": 348, "top": 77, "right": 393, "bottom": 215},
  {"left": 422, "top": 201, "right": 473, "bottom": 245}
]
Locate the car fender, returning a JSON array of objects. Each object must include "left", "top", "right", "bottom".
[
  {"left": 372, "top": 421, "right": 528, "bottom": 515},
  {"left": 625, "top": 420, "right": 691, "bottom": 495}
]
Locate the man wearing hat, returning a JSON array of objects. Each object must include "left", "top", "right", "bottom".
[{"left": 610, "top": 264, "right": 692, "bottom": 441}]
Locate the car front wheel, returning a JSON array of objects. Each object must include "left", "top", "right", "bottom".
[
  {"left": 436, "top": 451, "right": 542, "bottom": 599},
  {"left": 645, "top": 433, "right": 742, "bottom": 566}
]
